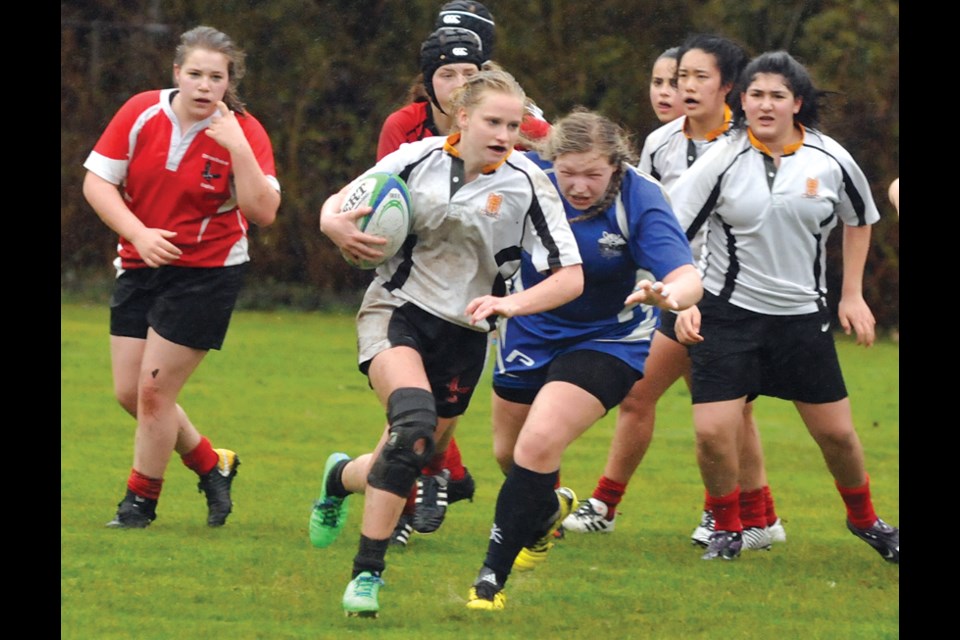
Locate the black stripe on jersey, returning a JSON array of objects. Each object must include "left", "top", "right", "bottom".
[
  {"left": 649, "top": 155, "right": 661, "bottom": 181},
  {"left": 686, "top": 184, "right": 719, "bottom": 243},
  {"left": 810, "top": 213, "right": 835, "bottom": 302},
  {"left": 648, "top": 132, "right": 680, "bottom": 182},
  {"left": 710, "top": 146, "right": 754, "bottom": 302},
  {"left": 383, "top": 234, "right": 418, "bottom": 292},
  {"left": 812, "top": 230, "right": 825, "bottom": 302},
  {"left": 385, "top": 152, "right": 441, "bottom": 292},
  {"left": 685, "top": 146, "right": 749, "bottom": 242},
  {"left": 507, "top": 159, "right": 565, "bottom": 271},
  {"left": 838, "top": 164, "right": 867, "bottom": 225},
  {"left": 494, "top": 245, "right": 521, "bottom": 268},
  {"left": 801, "top": 141, "right": 869, "bottom": 226},
  {"left": 717, "top": 219, "right": 739, "bottom": 302}
]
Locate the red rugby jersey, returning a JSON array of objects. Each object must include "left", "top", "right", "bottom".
[{"left": 84, "top": 89, "right": 279, "bottom": 269}]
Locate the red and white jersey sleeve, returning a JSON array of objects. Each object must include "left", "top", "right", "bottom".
[{"left": 84, "top": 89, "right": 280, "bottom": 270}]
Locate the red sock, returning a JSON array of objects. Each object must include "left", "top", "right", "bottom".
[
  {"left": 707, "top": 487, "right": 742, "bottom": 532},
  {"left": 592, "top": 476, "right": 626, "bottom": 520},
  {"left": 443, "top": 438, "right": 466, "bottom": 481},
  {"left": 762, "top": 485, "right": 780, "bottom": 526},
  {"left": 739, "top": 488, "right": 766, "bottom": 528},
  {"left": 702, "top": 489, "right": 710, "bottom": 512},
  {"left": 127, "top": 469, "right": 163, "bottom": 500},
  {"left": 181, "top": 436, "right": 219, "bottom": 476},
  {"left": 837, "top": 475, "right": 877, "bottom": 529}
]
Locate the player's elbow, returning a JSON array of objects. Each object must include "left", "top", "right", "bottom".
[{"left": 245, "top": 190, "right": 281, "bottom": 227}]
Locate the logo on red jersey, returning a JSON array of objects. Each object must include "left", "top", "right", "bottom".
[
  {"left": 200, "top": 153, "right": 228, "bottom": 191},
  {"left": 202, "top": 160, "right": 222, "bottom": 184}
]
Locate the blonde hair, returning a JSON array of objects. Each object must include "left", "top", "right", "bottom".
[
  {"left": 174, "top": 26, "right": 247, "bottom": 115},
  {"left": 448, "top": 62, "right": 526, "bottom": 131},
  {"left": 542, "top": 107, "right": 638, "bottom": 221}
]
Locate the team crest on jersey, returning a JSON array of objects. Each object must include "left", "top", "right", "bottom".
[
  {"left": 598, "top": 231, "right": 627, "bottom": 258},
  {"left": 201, "top": 160, "right": 222, "bottom": 183},
  {"left": 200, "top": 153, "right": 227, "bottom": 191},
  {"left": 483, "top": 192, "right": 504, "bottom": 219},
  {"left": 803, "top": 177, "right": 819, "bottom": 198}
]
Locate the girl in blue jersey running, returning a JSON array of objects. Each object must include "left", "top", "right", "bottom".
[{"left": 466, "top": 108, "right": 703, "bottom": 611}]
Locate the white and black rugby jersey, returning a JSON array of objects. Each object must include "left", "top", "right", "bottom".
[
  {"left": 638, "top": 107, "right": 733, "bottom": 189},
  {"left": 638, "top": 106, "right": 733, "bottom": 260},
  {"left": 360, "top": 134, "right": 582, "bottom": 331},
  {"left": 670, "top": 126, "right": 880, "bottom": 316}
]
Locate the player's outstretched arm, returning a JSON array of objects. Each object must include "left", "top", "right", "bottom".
[{"left": 465, "top": 264, "right": 584, "bottom": 325}]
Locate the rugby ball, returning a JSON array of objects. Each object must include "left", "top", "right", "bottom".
[{"left": 338, "top": 172, "right": 413, "bottom": 270}]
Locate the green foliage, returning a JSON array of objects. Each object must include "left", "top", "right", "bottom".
[
  {"left": 61, "top": 1, "right": 898, "bottom": 327},
  {"left": 62, "top": 303, "right": 898, "bottom": 639}
]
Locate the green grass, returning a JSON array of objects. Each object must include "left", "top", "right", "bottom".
[{"left": 61, "top": 302, "right": 899, "bottom": 640}]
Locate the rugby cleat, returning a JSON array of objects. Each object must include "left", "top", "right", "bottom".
[
  {"left": 197, "top": 448, "right": 240, "bottom": 527},
  {"left": 847, "top": 518, "right": 899, "bottom": 564},
  {"left": 513, "top": 487, "right": 577, "bottom": 571},
  {"left": 342, "top": 571, "right": 384, "bottom": 618},
  {"left": 768, "top": 517, "right": 787, "bottom": 544},
  {"left": 691, "top": 509, "right": 714, "bottom": 547},
  {"left": 562, "top": 497, "right": 615, "bottom": 533},
  {"left": 701, "top": 530, "right": 743, "bottom": 560},
  {"left": 447, "top": 467, "right": 476, "bottom": 504},
  {"left": 309, "top": 452, "right": 351, "bottom": 548},
  {"left": 390, "top": 513, "right": 415, "bottom": 547},
  {"left": 466, "top": 566, "right": 506, "bottom": 611},
  {"left": 106, "top": 489, "right": 157, "bottom": 529},
  {"left": 413, "top": 469, "right": 449, "bottom": 534},
  {"left": 741, "top": 525, "right": 773, "bottom": 551}
]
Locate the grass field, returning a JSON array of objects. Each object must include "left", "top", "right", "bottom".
[{"left": 61, "top": 302, "right": 899, "bottom": 640}]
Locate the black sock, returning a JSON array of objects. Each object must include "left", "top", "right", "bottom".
[
  {"left": 352, "top": 535, "right": 389, "bottom": 578},
  {"left": 482, "top": 464, "right": 558, "bottom": 585},
  {"left": 326, "top": 459, "right": 350, "bottom": 498}
]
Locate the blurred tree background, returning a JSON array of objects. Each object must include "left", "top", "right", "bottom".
[{"left": 61, "top": 0, "right": 899, "bottom": 329}]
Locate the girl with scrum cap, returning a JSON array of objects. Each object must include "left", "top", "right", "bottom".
[{"left": 376, "top": 26, "right": 485, "bottom": 161}]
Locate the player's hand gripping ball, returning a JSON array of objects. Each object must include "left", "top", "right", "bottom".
[{"left": 339, "top": 172, "right": 413, "bottom": 270}]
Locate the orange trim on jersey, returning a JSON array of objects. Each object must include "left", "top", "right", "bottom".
[
  {"left": 747, "top": 123, "right": 805, "bottom": 157},
  {"left": 443, "top": 133, "right": 462, "bottom": 156},
  {"left": 443, "top": 132, "right": 512, "bottom": 174},
  {"left": 683, "top": 104, "right": 732, "bottom": 142}
]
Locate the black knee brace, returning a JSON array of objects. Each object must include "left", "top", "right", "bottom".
[{"left": 367, "top": 388, "right": 437, "bottom": 497}]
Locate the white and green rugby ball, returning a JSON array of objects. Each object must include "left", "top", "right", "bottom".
[{"left": 339, "top": 172, "right": 413, "bottom": 270}]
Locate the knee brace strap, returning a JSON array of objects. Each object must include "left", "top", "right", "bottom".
[{"left": 367, "top": 388, "right": 437, "bottom": 497}]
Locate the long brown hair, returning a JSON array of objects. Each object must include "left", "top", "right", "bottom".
[{"left": 174, "top": 26, "right": 247, "bottom": 115}]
